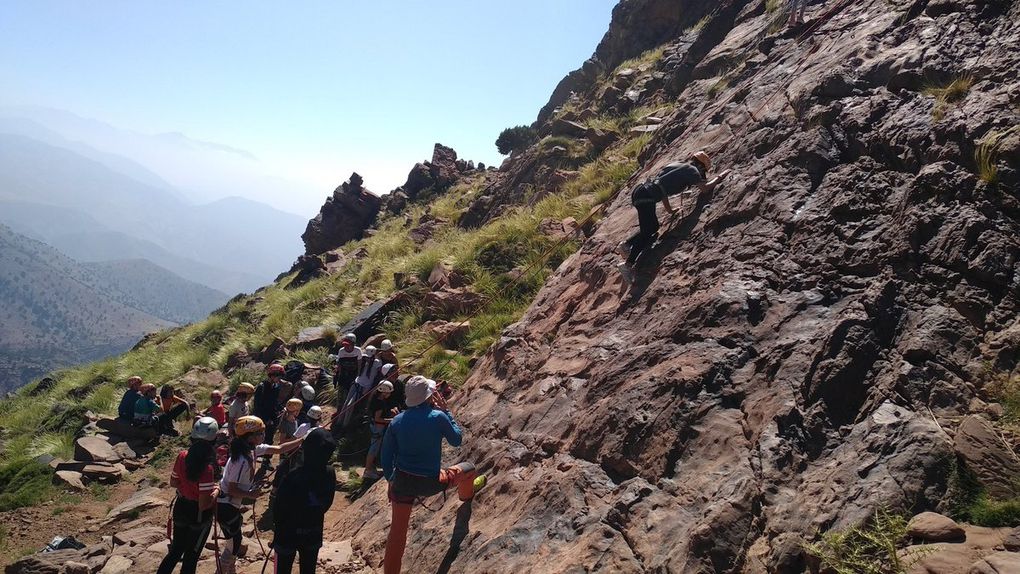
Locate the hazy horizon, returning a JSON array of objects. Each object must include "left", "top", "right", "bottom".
[{"left": 1, "top": 1, "right": 618, "bottom": 217}]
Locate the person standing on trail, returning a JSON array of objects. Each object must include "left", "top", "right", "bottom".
[
  {"left": 381, "top": 376, "right": 482, "bottom": 574},
  {"left": 226, "top": 383, "right": 254, "bottom": 438},
  {"left": 616, "top": 151, "right": 730, "bottom": 282},
  {"left": 272, "top": 428, "right": 337, "bottom": 574},
  {"left": 216, "top": 416, "right": 304, "bottom": 574},
  {"left": 202, "top": 390, "right": 227, "bottom": 427},
  {"left": 377, "top": 339, "right": 398, "bottom": 367},
  {"left": 340, "top": 345, "right": 381, "bottom": 427},
  {"left": 254, "top": 364, "right": 285, "bottom": 444},
  {"left": 117, "top": 376, "right": 144, "bottom": 421},
  {"left": 363, "top": 380, "right": 398, "bottom": 479},
  {"left": 330, "top": 333, "right": 362, "bottom": 401},
  {"left": 156, "top": 417, "right": 219, "bottom": 574}
]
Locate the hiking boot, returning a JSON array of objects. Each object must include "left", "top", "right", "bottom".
[
  {"left": 473, "top": 474, "right": 487, "bottom": 493},
  {"left": 615, "top": 241, "right": 631, "bottom": 258},
  {"left": 617, "top": 262, "right": 635, "bottom": 283}
]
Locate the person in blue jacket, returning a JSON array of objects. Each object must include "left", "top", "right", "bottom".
[{"left": 380, "top": 375, "right": 479, "bottom": 574}]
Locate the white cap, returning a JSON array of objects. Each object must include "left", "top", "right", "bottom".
[
  {"left": 343, "top": 332, "right": 357, "bottom": 343},
  {"left": 405, "top": 376, "right": 436, "bottom": 407},
  {"left": 380, "top": 363, "right": 396, "bottom": 376},
  {"left": 307, "top": 405, "right": 322, "bottom": 421},
  {"left": 380, "top": 339, "right": 392, "bottom": 351},
  {"left": 301, "top": 385, "right": 316, "bottom": 401}
]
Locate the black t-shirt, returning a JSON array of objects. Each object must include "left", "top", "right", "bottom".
[
  {"left": 369, "top": 394, "right": 396, "bottom": 424},
  {"left": 632, "top": 162, "right": 705, "bottom": 206}
]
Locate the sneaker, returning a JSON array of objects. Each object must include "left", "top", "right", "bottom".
[
  {"left": 615, "top": 241, "right": 631, "bottom": 258},
  {"left": 473, "top": 474, "right": 487, "bottom": 493},
  {"left": 617, "top": 262, "right": 635, "bottom": 283}
]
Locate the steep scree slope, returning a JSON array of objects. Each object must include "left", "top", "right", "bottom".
[{"left": 336, "top": 0, "right": 1020, "bottom": 571}]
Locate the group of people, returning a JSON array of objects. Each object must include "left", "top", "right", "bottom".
[
  {"left": 117, "top": 376, "right": 195, "bottom": 437},
  {"left": 152, "top": 332, "right": 479, "bottom": 574}
]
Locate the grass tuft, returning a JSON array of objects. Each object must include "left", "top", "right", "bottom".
[
  {"left": 922, "top": 75, "right": 974, "bottom": 121},
  {"left": 974, "top": 126, "right": 1019, "bottom": 184}
]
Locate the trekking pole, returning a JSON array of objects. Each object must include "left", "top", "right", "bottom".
[{"left": 212, "top": 502, "right": 223, "bottom": 574}]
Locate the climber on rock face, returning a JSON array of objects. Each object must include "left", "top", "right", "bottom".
[
  {"left": 381, "top": 376, "right": 481, "bottom": 574},
  {"left": 616, "top": 151, "right": 730, "bottom": 282}
]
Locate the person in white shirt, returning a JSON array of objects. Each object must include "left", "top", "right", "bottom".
[
  {"left": 330, "top": 333, "right": 362, "bottom": 403},
  {"left": 216, "top": 416, "right": 303, "bottom": 574}
]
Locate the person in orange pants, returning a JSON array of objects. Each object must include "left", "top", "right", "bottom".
[{"left": 380, "top": 376, "right": 479, "bottom": 574}]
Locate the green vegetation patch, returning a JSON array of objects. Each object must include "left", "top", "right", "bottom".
[
  {"left": 0, "top": 458, "right": 54, "bottom": 512},
  {"left": 922, "top": 75, "right": 974, "bottom": 121},
  {"left": 805, "top": 509, "right": 932, "bottom": 574}
]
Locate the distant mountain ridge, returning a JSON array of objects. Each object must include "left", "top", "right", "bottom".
[
  {"left": 0, "top": 130, "right": 305, "bottom": 294},
  {"left": 0, "top": 224, "right": 174, "bottom": 392}
]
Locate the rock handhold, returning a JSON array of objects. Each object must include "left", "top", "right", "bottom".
[
  {"left": 907, "top": 512, "right": 965, "bottom": 542},
  {"left": 954, "top": 416, "right": 1020, "bottom": 499},
  {"left": 74, "top": 436, "right": 121, "bottom": 463}
]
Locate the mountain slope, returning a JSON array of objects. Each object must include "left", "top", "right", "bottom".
[
  {"left": 82, "top": 259, "right": 229, "bottom": 325},
  {"left": 0, "top": 225, "right": 172, "bottom": 392},
  {"left": 332, "top": 0, "right": 1020, "bottom": 572}
]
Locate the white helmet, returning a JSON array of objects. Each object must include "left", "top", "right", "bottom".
[
  {"left": 380, "top": 339, "right": 392, "bottom": 351},
  {"left": 301, "top": 384, "right": 316, "bottom": 401},
  {"left": 307, "top": 405, "right": 323, "bottom": 421},
  {"left": 192, "top": 417, "right": 219, "bottom": 442},
  {"left": 364, "top": 345, "right": 377, "bottom": 356},
  {"left": 377, "top": 381, "right": 394, "bottom": 393},
  {"left": 343, "top": 333, "right": 356, "bottom": 343}
]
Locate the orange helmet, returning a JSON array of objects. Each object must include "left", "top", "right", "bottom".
[
  {"left": 285, "top": 398, "right": 303, "bottom": 413},
  {"left": 236, "top": 383, "right": 255, "bottom": 395},
  {"left": 234, "top": 416, "right": 266, "bottom": 438}
]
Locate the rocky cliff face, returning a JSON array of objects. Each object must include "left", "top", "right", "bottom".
[{"left": 336, "top": 0, "right": 1020, "bottom": 571}]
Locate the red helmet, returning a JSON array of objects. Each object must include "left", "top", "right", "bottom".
[{"left": 268, "top": 364, "right": 286, "bottom": 375}]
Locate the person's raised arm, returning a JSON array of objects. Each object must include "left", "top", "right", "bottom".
[
  {"left": 698, "top": 169, "right": 731, "bottom": 192},
  {"left": 259, "top": 436, "right": 303, "bottom": 457}
]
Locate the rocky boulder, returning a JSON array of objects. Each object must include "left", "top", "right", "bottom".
[
  {"left": 5, "top": 549, "right": 84, "bottom": 574},
  {"left": 421, "top": 320, "right": 471, "bottom": 345},
  {"left": 54, "top": 470, "right": 87, "bottom": 491},
  {"left": 429, "top": 143, "right": 461, "bottom": 190},
  {"left": 422, "top": 287, "right": 485, "bottom": 319},
  {"left": 301, "top": 172, "right": 381, "bottom": 256},
  {"left": 74, "top": 436, "right": 120, "bottom": 463},
  {"left": 955, "top": 416, "right": 1020, "bottom": 499},
  {"left": 907, "top": 512, "right": 966, "bottom": 542},
  {"left": 105, "top": 488, "right": 166, "bottom": 523}
]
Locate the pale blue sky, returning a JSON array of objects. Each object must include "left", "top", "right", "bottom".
[{"left": 0, "top": 1, "right": 618, "bottom": 212}]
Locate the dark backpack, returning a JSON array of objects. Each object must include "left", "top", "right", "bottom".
[{"left": 284, "top": 360, "right": 305, "bottom": 383}]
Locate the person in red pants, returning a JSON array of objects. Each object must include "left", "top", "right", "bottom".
[{"left": 380, "top": 376, "right": 480, "bottom": 574}]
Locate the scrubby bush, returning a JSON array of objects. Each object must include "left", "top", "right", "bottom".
[
  {"left": 804, "top": 509, "right": 930, "bottom": 574},
  {"left": 496, "top": 125, "right": 538, "bottom": 155}
]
